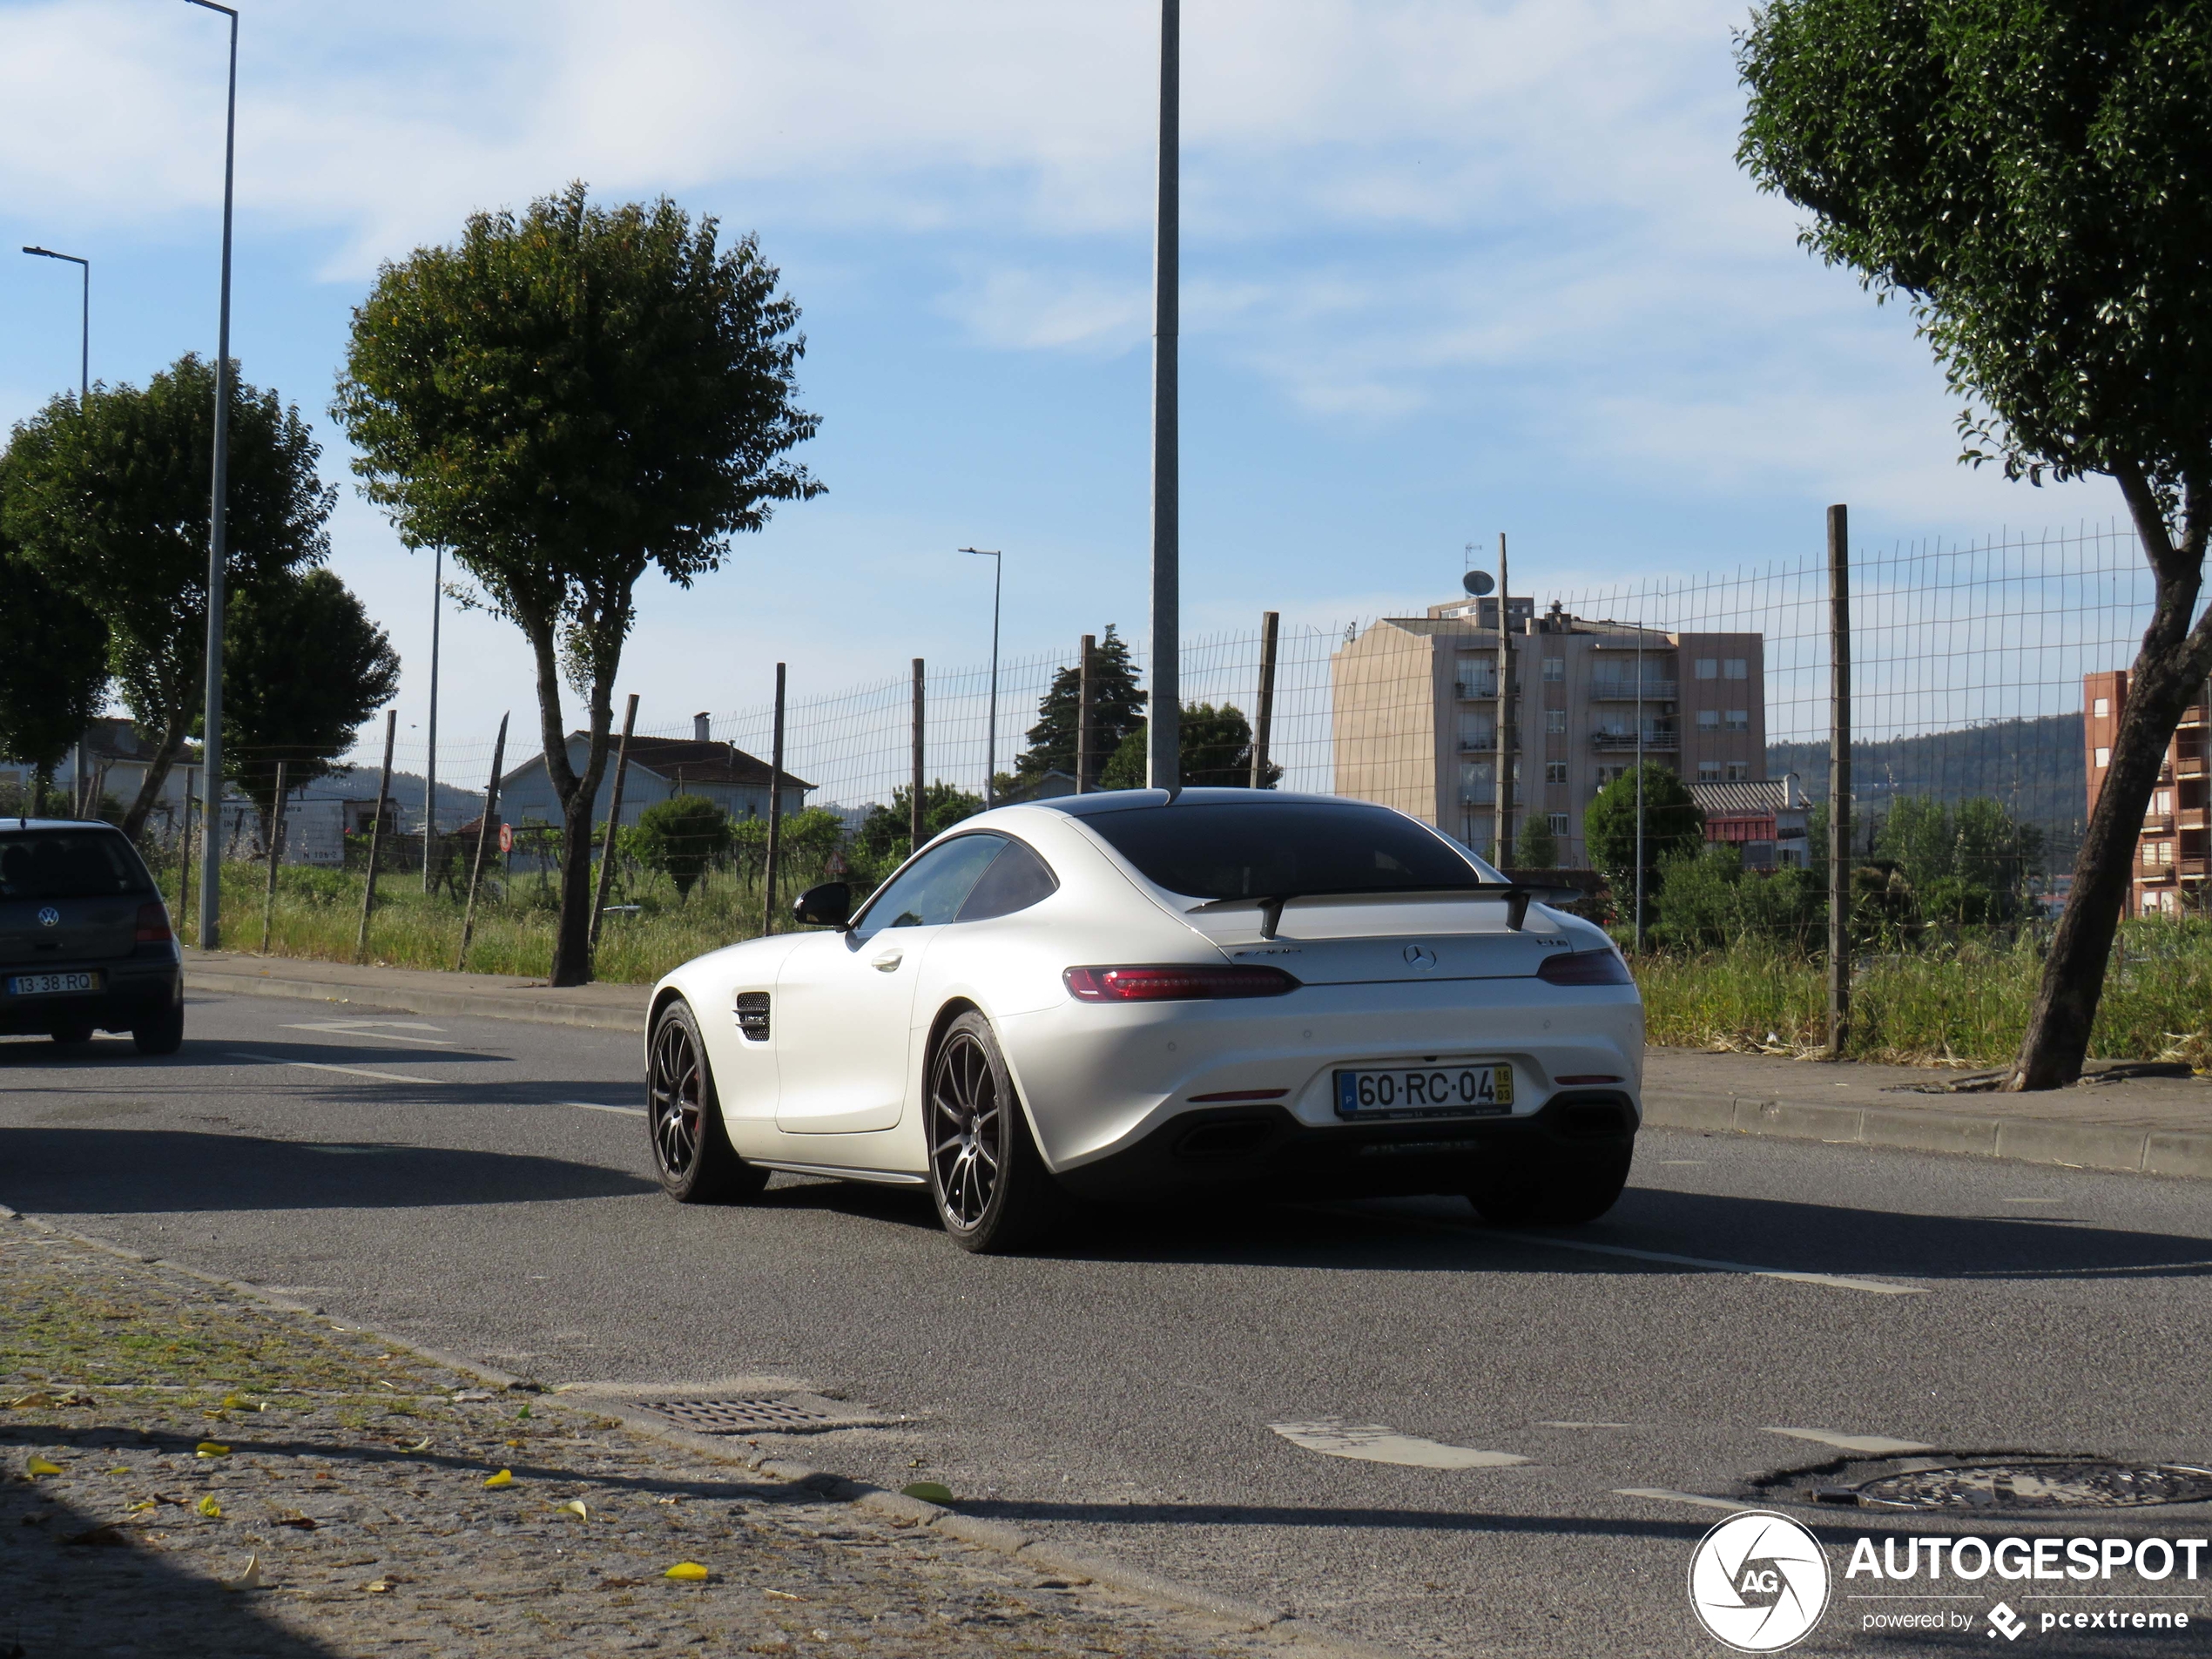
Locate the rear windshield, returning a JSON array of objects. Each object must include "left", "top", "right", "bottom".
[
  {"left": 1082, "top": 802, "right": 1484, "bottom": 900},
  {"left": 0, "top": 830, "right": 157, "bottom": 901}
]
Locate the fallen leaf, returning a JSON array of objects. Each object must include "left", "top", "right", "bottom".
[
  {"left": 401, "top": 1437, "right": 431, "bottom": 1453},
  {"left": 220, "top": 1552, "right": 263, "bottom": 1591},
  {"left": 664, "top": 1561, "right": 710, "bottom": 1581},
  {"left": 26, "top": 1457, "right": 64, "bottom": 1477},
  {"left": 105, "top": 1467, "right": 130, "bottom": 1476},
  {"left": 900, "top": 1481, "right": 954, "bottom": 1506},
  {"left": 126, "top": 1501, "right": 157, "bottom": 1514},
  {"left": 504, "top": 1438, "right": 524, "bottom": 1448},
  {"left": 219, "top": 1393, "right": 265, "bottom": 1413},
  {"left": 450, "top": 1389, "right": 494, "bottom": 1404},
  {"left": 765, "top": 1588, "right": 804, "bottom": 1602},
  {"left": 557, "top": 1500, "right": 588, "bottom": 1521},
  {"left": 195, "top": 1441, "right": 231, "bottom": 1458},
  {"left": 62, "top": 1525, "right": 130, "bottom": 1548},
  {"left": 597, "top": 1575, "right": 643, "bottom": 1589},
  {"left": 364, "top": 1579, "right": 393, "bottom": 1594},
  {"left": 274, "top": 1514, "right": 318, "bottom": 1531},
  {"left": 516, "top": 1405, "right": 532, "bottom": 1420},
  {"left": 197, "top": 1496, "right": 223, "bottom": 1519},
  {"left": 482, "top": 1469, "right": 513, "bottom": 1489}
]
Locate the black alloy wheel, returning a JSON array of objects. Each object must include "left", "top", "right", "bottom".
[
  {"left": 646, "top": 999, "right": 764, "bottom": 1204},
  {"left": 926, "top": 1011, "right": 1053, "bottom": 1252}
]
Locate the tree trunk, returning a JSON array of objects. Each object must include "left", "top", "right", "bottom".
[
  {"left": 119, "top": 708, "right": 194, "bottom": 844},
  {"left": 2010, "top": 467, "right": 2212, "bottom": 1089},
  {"left": 522, "top": 621, "right": 616, "bottom": 989}
]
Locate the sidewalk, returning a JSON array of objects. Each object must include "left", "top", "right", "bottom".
[
  {"left": 1, "top": 1210, "right": 1384, "bottom": 1659},
  {"left": 182, "top": 950, "right": 2212, "bottom": 1182}
]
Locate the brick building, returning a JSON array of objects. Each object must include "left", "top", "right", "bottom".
[{"left": 2082, "top": 671, "right": 2210, "bottom": 916}]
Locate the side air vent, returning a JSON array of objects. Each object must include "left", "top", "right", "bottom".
[{"left": 734, "top": 991, "right": 771, "bottom": 1041}]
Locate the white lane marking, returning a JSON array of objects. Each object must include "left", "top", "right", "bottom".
[
  {"left": 1270, "top": 1420, "right": 1528, "bottom": 1469},
  {"left": 1539, "top": 1421, "right": 1632, "bottom": 1429},
  {"left": 1657, "top": 1159, "right": 1705, "bottom": 1166},
  {"left": 1763, "top": 1427, "right": 1934, "bottom": 1455},
  {"left": 282, "top": 1020, "right": 457, "bottom": 1046},
  {"left": 223, "top": 1051, "right": 437, "bottom": 1085},
  {"left": 1499, "top": 1233, "right": 1928, "bottom": 1297},
  {"left": 300, "top": 1144, "right": 402, "bottom": 1156},
  {"left": 563, "top": 1102, "right": 646, "bottom": 1118},
  {"left": 1615, "top": 1487, "right": 1747, "bottom": 1513}
]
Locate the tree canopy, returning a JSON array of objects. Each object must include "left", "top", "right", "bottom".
[
  {"left": 1582, "top": 764, "right": 1703, "bottom": 887},
  {"left": 334, "top": 183, "right": 823, "bottom": 983},
  {"left": 631, "top": 794, "right": 732, "bottom": 901},
  {"left": 0, "top": 354, "right": 333, "bottom": 838},
  {"left": 1012, "top": 624, "right": 1145, "bottom": 787},
  {"left": 0, "top": 515, "right": 108, "bottom": 810},
  {"left": 1097, "top": 704, "right": 1278, "bottom": 790},
  {"left": 856, "top": 782, "right": 983, "bottom": 873}
]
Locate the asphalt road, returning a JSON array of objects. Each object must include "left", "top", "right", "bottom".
[{"left": 5, "top": 988, "right": 2212, "bottom": 1657}]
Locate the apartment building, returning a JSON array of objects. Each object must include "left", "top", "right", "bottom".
[
  {"left": 1332, "top": 595, "right": 1766, "bottom": 864},
  {"left": 2082, "top": 670, "right": 2209, "bottom": 916}
]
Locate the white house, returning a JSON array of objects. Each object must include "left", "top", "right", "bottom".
[{"left": 494, "top": 715, "right": 813, "bottom": 837}]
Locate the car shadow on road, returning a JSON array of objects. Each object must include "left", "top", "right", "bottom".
[
  {"left": 0, "top": 1128, "right": 659, "bottom": 1214},
  {"left": 954, "top": 1494, "right": 1718, "bottom": 1543}
]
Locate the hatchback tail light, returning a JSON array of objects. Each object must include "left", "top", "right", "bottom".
[
  {"left": 1063, "top": 964, "right": 1302, "bottom": 1002},
  {"left": 135, "top": 902, "right": 173, "bottom": 945},
  {"left": 1535, "top": 948, "right": 1633, "bottom": 987}
]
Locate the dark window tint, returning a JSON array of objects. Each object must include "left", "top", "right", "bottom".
[
  {"left": 0, "top": 830, "right": 156, "bottom": 900},
  {"left": 958, "top": 838, "right": 1059, "bottom": 921},
  {"left": 853, "top": 834, "right": 1008, "bottom": 940},
  {"left": 1083, "top": 803, "right": 1479, "bottom": 900}
]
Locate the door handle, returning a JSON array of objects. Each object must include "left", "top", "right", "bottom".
[{"left": 871, "top": 952, "right": 903, "bottom": 972}]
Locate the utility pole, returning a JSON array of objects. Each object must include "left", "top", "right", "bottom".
[
  {"left": 1076, "top": 634, "right": 1096, "bottom": 794},
  {"left": 1251, "top": 610, "right": 1279, "bottom": 790},
  {"left": 1146, "top": 0, "right": 1181, "bottom": 795},
  {"left": 1828, "top": 503, "right": 1853, "bottom": 1057},
  {"left": 187, "top": 0, "right": 239, "bottom": 951},
  {"left": 1494, "top": 532, "right": 1512, "bottom": 864},
  {"left": 910, "top": 658, "right": 926, "bottom": 853},
  {"left": 424, "top": 545, "right": 442, "bottom": 891},
  {"left": 1635, "top": 621, "right": 1646, "bottom": 953}
]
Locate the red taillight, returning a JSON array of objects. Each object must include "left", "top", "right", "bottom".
[
  {"left": 1063, "top": 964, "right": 1302, "bottom": 1002},
  {"left": 1535, "top": 948, "right": 1632, "bottom": 987},
  {"left": 136, "top": 902, "right": 173, "bottom": 945}
]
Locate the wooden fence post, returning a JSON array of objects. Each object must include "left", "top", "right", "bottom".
[
  {"left": 589, "top": 693, "right": 639, "bottom": 954},
  {"left": 909, "top": 658, "right": 925, "bottom": 853},
  {"left": 260, "top": 759, "right": 287, "bottom": 954},
  {"left": 1251, "top": 610, "right": 1278, "bottom": 788},
  {"left": 1076, "top": 635, "right": 1095, "bottom": 793},
  {"left": 1828, "top": 503, "right": 1852, "bottom": 1058},
  {"left": 763, "top": 664, "right": 787, "bottom": 935},
  {"left": 354, "top": 712, "right": 397, "bottom": 962},
  {"left": 455, "top": 714, "right": 509, "bottom": 972}
]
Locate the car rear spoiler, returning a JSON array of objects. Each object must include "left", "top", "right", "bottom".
[{"left": 1190, "top": 884, "right": 1587, "bottom": 940}]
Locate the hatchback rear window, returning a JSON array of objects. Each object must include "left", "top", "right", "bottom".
[
  {"left": 1082, "top": 802, "right": 1484, "bottom": 900},
  {"left": 0, "top": 831, "right": 156, "bottom": 900}
]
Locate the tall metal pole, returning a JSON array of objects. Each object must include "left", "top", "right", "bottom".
[
  {"left": 1827, "top": 504, "right": 1853, "bottom": 1057},
  {"left": 188, "top": 0, "right": 239, "bottom": 952},
  {"left": 1076, "top": 634, "right": 1096, "bottom": 793},
  {"left": 1251, "top": 610, "right": 1279, "bottom": 789},
  {"left": 1495, "top": 532, "right": 1511, "bottom": 863},
  {"left": 910, "top": 658, "right": 926, "bottom": 853},
  {"left": 589, "top": 692, "right": 638, "bottom": 952},
  {"left": 962, "top": 550, "right": 1002, "bottom": 806},
  {"left": 1146, "top": 0, "right": 1181, "bottom": 795},
  {"left": 763, "top": 664, "right": 787, "bottom": 935},
  {"left": 424, "top": 545, "right": 441, "bottom": 891},
  {"left": 20, "top": 248, "right": 89, "bottom": 403}
]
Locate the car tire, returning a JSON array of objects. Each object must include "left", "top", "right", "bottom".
[
  {"left": 51, "top": 1021, "right": 95, "bottom": 1050},
  {"left": 646, "top": 998, "right": 767, "bottom": 1204},
  {"left": 132, "top": 1008, "right": 185, "bottom": 1057},
  {"left": 1466, "top": 1144, "right": 1632, "bottom": 1227},
  {"left": 926, "top": 1010, "right": 1055, "bottom": 1254}
]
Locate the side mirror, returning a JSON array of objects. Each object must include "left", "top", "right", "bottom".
[{"left": 792, "top": 881, "right": 852, "bottom": 930}]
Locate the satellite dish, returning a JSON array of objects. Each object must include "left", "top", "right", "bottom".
[{"left": 1461, "top": 570, "right": 1495, "bottom": 597}]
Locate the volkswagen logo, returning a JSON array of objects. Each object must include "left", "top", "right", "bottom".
[
  {"left": 37, "top": 907, "right": 59, "bottom": 928},
  {"left": 1402, "top": 943, "right": 1437, "bottom": 970}
]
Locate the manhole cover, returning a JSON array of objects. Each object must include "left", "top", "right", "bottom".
[
  {"left": 638, "top": 1398, "right": 833, "bottom": 1434},
  {"left": 1844, "top": 1461, "right": 2212, "bottom": 1512}
]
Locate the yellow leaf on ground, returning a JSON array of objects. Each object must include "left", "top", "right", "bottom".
[
  {"left": 195, "top": 1441, "right": 231, "bottom": 1458},
  {"left": 197, "top": 1495, "right": 223, "bottom": 1518},
  {"left": 482, "top": 1469, "right": 513, "bottom": 1488},
  {"left": 664, "top": 1561, "right": 710, "bottom": 1581},
  {"left": 220, "top": 1552, "right": 263, "bottom": 1591},
  {"left": 900, "top": 1480, "right": 954, "bottom": 1505},
  {"left": 557, "top": 1500, "right": 587, "bottom": 1520},
  {"left": 26, "top": 1457, "right": 63, "bottom": 1477},
  {"left": 105, "top": 1467, "right": 130, "bottom": 1475}
]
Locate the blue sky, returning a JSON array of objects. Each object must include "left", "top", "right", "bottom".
[{"left": 0, "top": 0, "right": 2126, "bottom": 766}]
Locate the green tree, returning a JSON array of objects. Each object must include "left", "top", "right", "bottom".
[
  {"left": 220, "top": 568, "right": 401, "bottom": 833},
  {"left": 1737, "top": 1, "right": 2212, "bottom": 1087},
  {"left": 1513, "top": 814, "right": 1560, "bottom": 870},
  {"left": 1012, "top": 624, "right": 1146, "bottom": 787},
  {"left": 1582, "top": 764, "right": 1704, "bottom": 892},
  {"left": 334, "top": 183, "right": 823, "bottom": 985},
  {"left": 730, "top": 805, "right": 846, "bottom": 887},
  {"left": 1875, "top": 794, "right": 2044, "bottom": 924},
  {"left": 632, "top": 794, "right": 732, "bottom": 901},
  {"left": 0, "top": 518, "right": 108, "bottom": 815},
  {"left": 1096, "top": 704, "right": 1279, "bottom": 790},
  {"left": 1, "top": 354, "right": 334, "bottom": 839},
  {"left": 856, "top": 782, "right": 984, "bottom": 870}
]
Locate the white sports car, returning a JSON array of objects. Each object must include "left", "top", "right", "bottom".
[{"left": 644, "top": 788, "right": 1643, "bottom": 1251}]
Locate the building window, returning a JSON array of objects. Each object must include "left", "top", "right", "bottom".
[
  {"left": 1548, "top": 813, "right": 1569, "bottom": 836},
  {"left": 2096, "top": 747, "right": 2111, "bottom": 768},
  {"left": 1726, "top": 761, "right": 1750, "bottom": 781},
  {"left": 1542, "top": 657, "right": 1564, "bottom": 683},
  {"left": 1697, "top": 761, "right": 1723, "bottom": 781},
  {"left": 1546, "top": 708, "right": 1567, "bottom": 733},
  {"left": 2094, "top": 697, "right": 2110, "bottom": 718},
  {"left": 1545, "top": 760, "right": 1568, "bottom": 785},
  {"left": 1724, "top": 658, "right": 1749, "bottom": 680},
  {"left": 1696, "top": 709, "right": 1720, "bottom": 730},
  {"left": 1695, "top": 658, "right": 1717, "bottom": 679},
  {"left": 1595, "top": 764, "right": 1628, "bottom": 788},
  {"left": 1724, "top": 709, "right": 1749, "bottom": 732}
]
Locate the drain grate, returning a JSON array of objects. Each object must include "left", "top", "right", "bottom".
[
  {"left": 1837, "top": 1461, "right": 2212, "bottom": 1512},
  {"left": 638, "top": 1397, "right": 834, "bottom": 1434}
]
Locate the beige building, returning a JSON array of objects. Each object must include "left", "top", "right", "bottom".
[{"left": 1332, "top": 596, "right": 1767, "bottom": 866}]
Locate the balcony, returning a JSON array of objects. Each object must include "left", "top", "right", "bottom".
[
  {"left": 2182, "top": 858, "right": 2208, "bottom": 880},
  {"left": 1453, "top": 680, "right": 1519, "bottom": 701},
  {"left": 2182, "top": 703, "right": 2209, "bottom": 727},
  {"left": 2182, "top": 807, "right": 2210, "bottom": 831},
  {"left": 2143, "top": 813, "right": 2176, "bottom": 833},
  {"left": 1588, "top": 678, "right": 1678, "bottom": 702},
  {"left": 2178, "top": 755, "right": 2208, "bottom": 779},
  {"left": 1591, "top": 725, "right": 1678, "bottom": 752}
]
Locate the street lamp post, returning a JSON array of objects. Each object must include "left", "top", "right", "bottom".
[
  {"left": 186, "top": 0, "right": 239, "bottom": 951},
  {"left": 961, "top": 549, "right": 1003, "bottom": 806},
  {"left": 20, "top": 247, "right": 88, "bottom": 402},
  {"left": 1147, "top": 0, "right": 1180, "bottom": 795}
]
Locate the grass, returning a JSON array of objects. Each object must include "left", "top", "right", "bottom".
[{"left": 1635, "top": 917, "right": 2212, "bottom": 1068}]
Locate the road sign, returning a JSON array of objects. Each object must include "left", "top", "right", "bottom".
[{"left": 498, "top": 822, "right": 513, "bottom": 854}]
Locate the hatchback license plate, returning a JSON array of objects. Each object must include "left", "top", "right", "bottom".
[
  {"left": 1335, "top": 1062, "right": 1512, "bottom": 1118},
  {"left": 7, "top": 970, "right": 100, "bottom": 997}
]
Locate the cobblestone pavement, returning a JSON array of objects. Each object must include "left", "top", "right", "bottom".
[{"left": 0, "top": 1217, "right": 1307, "bottom": 1659}]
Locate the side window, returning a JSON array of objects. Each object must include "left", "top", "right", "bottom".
[
  {"left": 852, "top": 835, "right": 1008, "bottom": 941},
  {"left": 958, "top": 838, "right": 1060, "bottom": 921}
]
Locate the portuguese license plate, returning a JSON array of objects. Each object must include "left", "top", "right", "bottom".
[
  {"left": 6, "top": 970, "right": 100, "bottom": 997},
  {"left": 1335, "top": 1062, "right": 1512, "bottom": 1119}
]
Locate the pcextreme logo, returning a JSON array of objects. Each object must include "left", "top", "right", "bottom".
[{"left": 1689, "top": 1511, "right": 1831, "bottom": 1652}]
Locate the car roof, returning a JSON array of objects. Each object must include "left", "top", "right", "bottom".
[
  {"left": 1028, "top": 787, "right": 1391, "bottom": 819},
  {"left": 0, "top": 819, "right": 124, "bottom": 833}
]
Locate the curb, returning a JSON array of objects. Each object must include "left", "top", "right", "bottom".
[
  {"left": 183, "top": 965, "right": 649, "bottom": 1034},
  {"left": 1642, "top": 1090, "right": 2212, "bottom": 1181},
  {"left": 0, "top": 1204, "right": 1411, "bottom": 1659}
]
